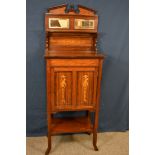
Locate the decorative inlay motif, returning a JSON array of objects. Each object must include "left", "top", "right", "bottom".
[
  {"left": 82, "top": 75, "right": 89, "bottom": 102},
  {"left": 60, "top": 75, "right": 67, "bottom": 103}
]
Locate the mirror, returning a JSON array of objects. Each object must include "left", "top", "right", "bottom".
[
  {"left": 49, "top": 18, "right": 69, "bottom": 29},
  {"left": 74, "top": 19, "right": 94, "bottom": 29}
]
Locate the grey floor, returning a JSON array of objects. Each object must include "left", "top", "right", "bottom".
[{"left": 27, "top": 131, "right": 129, "bottom": 155}]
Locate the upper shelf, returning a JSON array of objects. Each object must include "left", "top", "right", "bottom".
[
  {"left": 45, "top": 51, "right": 105, "bottom": 59},
  {"left": 45, "top": 4, "right": 98, "bottom": 33}
]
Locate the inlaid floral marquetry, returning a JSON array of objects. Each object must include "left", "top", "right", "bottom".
[
  {"left": 60, "top": 75, "right": 67, "bottom": 104},
  {"left": 55, "top": 72, "right": 72, "bottom": 107},
  {"left": 82, "top": 75, "right": 89, "bottom": 102},
  {"left": 77, "top": 71, "right": 96, "bottom": 107}
]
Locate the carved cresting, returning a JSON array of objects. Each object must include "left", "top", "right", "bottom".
[
  {"left": 60, "top": 75, "right": 67, "bottom": 104},
  {"left": 82, "top": 75, "right": 89, "bottom": 102},
  {"left": 65, "top": 4, "right": 80, "bottom": 14}
]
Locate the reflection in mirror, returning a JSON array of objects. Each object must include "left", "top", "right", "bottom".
[
  {"left": 75, "top": 19, "right": 94, "bottom": 29},
  {"left": 49, "top": 18, "right": 69, "bottom": 29}
]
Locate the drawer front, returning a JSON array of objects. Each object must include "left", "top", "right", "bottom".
[{"left": 47, "top": 59, "right": 99, "bottom": 67}]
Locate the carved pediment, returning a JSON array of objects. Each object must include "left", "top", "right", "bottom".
[{"left": 47, "top": 4, "right": 96, "bottom": 16}]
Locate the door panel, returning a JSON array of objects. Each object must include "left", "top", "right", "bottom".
[
  {"left": 77, "top": 71, "right": 97, "bottom": 108},
  {"left": 54, "top": 71, "right": 72, "bottom": 108},
  {"left": 51, "top": 67, "right": 98, "bottom": 111}
]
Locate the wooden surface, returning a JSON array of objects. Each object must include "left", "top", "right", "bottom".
[
  {"left": 46, "top": 33, "right": 98, "bottom": 51},
  {"left": 44, "top": 4, "right": 105, "bottom": 155},
  {"left": 50, "top": 117, "right": 93, "bottom": 134},
  {"left": 48, "top": 33, "right": 96, "bottom": 51},
  {"left": 47, "top": 4, "right": 97, "bottom": 15},
  {"left": 45, "top": 51, "right": 104, "bottom": 59}
]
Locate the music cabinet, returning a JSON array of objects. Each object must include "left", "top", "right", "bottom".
[{"left": 44, "top": 4, "right": 105, "bottom": 155}]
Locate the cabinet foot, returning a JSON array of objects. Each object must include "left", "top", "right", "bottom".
[
  {"left": 45, "top": 147, "right": 51, "bottom": 155},
  {"left": 93, "top": 144, "right": 98, "bottom": 151},
  {"left": 45, "top": 135, "right": 51, "bottom": 155},
  {"left": 93, "top": 132, "right": 98, "bottom": 151}
]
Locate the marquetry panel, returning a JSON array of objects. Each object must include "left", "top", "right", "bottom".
[
  {"left": 77, "top": 71, "right": 97, "bottom": 107},
  {"left": 54, "top": 71, "right": 72, "bottom": 108}
]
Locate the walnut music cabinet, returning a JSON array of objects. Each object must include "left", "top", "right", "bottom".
[{"left": 44, "top": 4, "right": 105, "bottom": 155}]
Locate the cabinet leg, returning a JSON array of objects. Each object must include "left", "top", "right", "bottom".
[
  {"left": 86, "top": 111, "right": 91, "bottom": 135},
  {"left": 93, "top": 110, "right": 99, "bottom": 151},
  {"left": 93, "top": 131, "right": 98, "bottom": 151},
  {"left": 45, "top": 134, "right": 51, "bottom": 155}
]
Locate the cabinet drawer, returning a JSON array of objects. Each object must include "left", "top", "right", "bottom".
[{"left": 48, "top": 59, "right": 99, "bottom": 67}]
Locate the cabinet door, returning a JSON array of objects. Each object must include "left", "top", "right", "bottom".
[
  {"left": 77, "top": 70, "right": 98, "bottom": 108},
  {"left": 51, "top": 67, "right": 98, "bottom": 111},
  {"left": 52, "top": 69, "right": 73, "bottom": 110}
]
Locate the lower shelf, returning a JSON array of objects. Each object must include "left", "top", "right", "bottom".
[{"left": 50, "top": 116, "right": 93, "bottom": 134}]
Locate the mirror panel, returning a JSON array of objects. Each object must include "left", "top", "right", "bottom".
[
  {"left": 74, "top": 19, "right": 95, "bottom": 29},
  {"left": 49, "top": 18, "right": 69, "bottom": 29}
]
